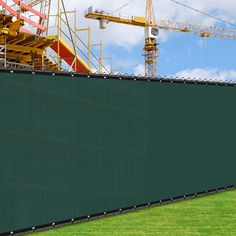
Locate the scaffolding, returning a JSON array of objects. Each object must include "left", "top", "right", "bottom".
[
  {"left": 0, "top": 0, "right": 106, "bottom": 73},
  {"left": 0, "top": 41, "right": 6, "bottom": 67},
  {"left": 0, "top": 13, "right": 56, "bottom": 70}
]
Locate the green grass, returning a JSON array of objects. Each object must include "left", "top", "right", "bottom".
[{"left": 30, "top": 190, "right": 236, "bottom": 236}]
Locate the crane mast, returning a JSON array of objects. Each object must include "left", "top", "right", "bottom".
[{"left": 144, "top": 0, "right": 158, "bottom": 77}]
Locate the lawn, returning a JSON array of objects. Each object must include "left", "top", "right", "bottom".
[{"left": 30, "top": 190, "right": 236, "bottom": 236}]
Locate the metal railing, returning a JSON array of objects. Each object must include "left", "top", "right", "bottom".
[{"left": 0, "top": 59, "right": 34, "bottom": 70}]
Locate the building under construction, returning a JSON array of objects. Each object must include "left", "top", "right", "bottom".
[
  {"left": 0, "top": 0, "right": 94, "bottom": 74},
  {"left": 0, "top": 1, "right": 236, "bottom": 235}
]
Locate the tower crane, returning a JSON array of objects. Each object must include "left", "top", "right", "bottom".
[{"left": 85, "top": 0, "right": 236, "bottom": 77}]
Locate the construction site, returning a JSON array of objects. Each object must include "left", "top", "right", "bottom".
[
  {"left": 0, "top": 0, "right": 236, "bottom": 235},
  {"left": 0, "top": 0, "right": 234, "bottom": 76}
]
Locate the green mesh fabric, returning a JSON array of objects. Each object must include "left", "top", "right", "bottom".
[{"left": 0, "top": 72, "right": 236, "bottom": 233}]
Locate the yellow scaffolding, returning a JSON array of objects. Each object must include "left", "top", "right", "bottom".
[{"left": 0, "top": 12, "right": 56, "bottom": 70}]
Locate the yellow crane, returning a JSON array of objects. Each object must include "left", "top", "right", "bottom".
[{"left": 85, "top": 0, "right": 236, "bottom": 77}]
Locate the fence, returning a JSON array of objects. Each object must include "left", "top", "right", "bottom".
[{"left": 0, "top": 70, "right": 236, "bottom": 235}]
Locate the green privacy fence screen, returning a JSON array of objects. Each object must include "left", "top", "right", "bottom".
[{"left": 0, "top": 70, "right": 236, "bottom": 235}]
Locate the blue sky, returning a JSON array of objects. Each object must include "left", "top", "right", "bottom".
[
  {"left": 102, "top": 33, "right": 236, "bottom": 77},
  {"left": 49, "top": 0, "right": 236, "bottom": 80}
]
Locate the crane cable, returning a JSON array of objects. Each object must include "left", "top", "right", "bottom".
[
  {"left": 169, "top": 0, "right": 236, "bottom": 28},
  {"left": 113, "top": 0, "right": 135, "bottom": 14}
]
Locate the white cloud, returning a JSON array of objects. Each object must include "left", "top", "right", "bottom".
[
  {"left": 48, "top": 0, "right": 144, "bottom": 49},
  {"left": 173, "top": 68, "right": 236, "bottom": 81},
  {"left": 133, "top": 64, "right": 145, "bottom": 75}
]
